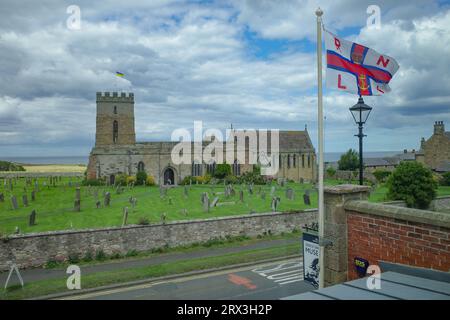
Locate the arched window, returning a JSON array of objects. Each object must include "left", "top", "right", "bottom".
[
  {"left": 302, "top": 154, "right": 305, "bottom": 168},
  {"left": 192, "top": 162, "right": 202, "bottom": 177},
  {"left": 113, "top": 106, "right": 118, "bottom": 114},
  {"left": 287, "top": 154, "right": 291, "bottom": 168},
  {"left": 293, "top": 155, "right": 296, "bottom": 168},
  {"left": 137, "top": 161, "right": 145, "bottom": 172},
  {"left": 279, "top": 154, "right": 282, "bottom": 168},
  {"left": 113, "top": 120, "right": 118, "bottom": 143},
  {"left": 233, "top": 159, "right": 240, "bottom": 176},
  {"left": 308, "top": 154, "right": 311, "bottom": 168}
]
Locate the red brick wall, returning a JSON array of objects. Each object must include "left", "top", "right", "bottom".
[{"left": 347, "top": 211, "right": 450, "bottom": 280}]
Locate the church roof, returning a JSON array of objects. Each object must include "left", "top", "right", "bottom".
[{"left": 278, "top": 131, "right": 314, "bottom": 151}]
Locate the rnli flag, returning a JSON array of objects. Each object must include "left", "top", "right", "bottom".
[
  {"left": 116, "top": 71, "right": 125, "bottom": 78},
  {"left": 324, "top": 29, "right": 399, "bottom": 96}
]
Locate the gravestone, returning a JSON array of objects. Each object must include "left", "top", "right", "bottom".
[
  {"left": 22, "top": 194, "right": 28, "bottom": 207},
  {"left": 29, "top": 210, "right": 36, "bottom": 226},
  {"left": 184, "top": 186, "right": 188, "bottom": 198},
  {"left": 11, "top": 196, "right": 18, "bottom": 210},
  {"left": 286, "top": 188, "right": 294, "bottom": 200},
  {"left": 131, "top": 198, "right": 137, "bottom": 208},
  {"left": 96, "top": 200, "right": 101, "bottom": 209},
  {"left": 270, "top": 186, "right": 276, "bottom": 196},
  {"left": 303, "top": 193, "right": 311, "bottom": 206},
  {"left": 161, "top": 213, "right": 167, "bottom": 224},
  {"left": 211, "top": 197, "right": 219, "bottom": 208},
  {"left": 104, "top": 192, "right": 111, "bottom": 206},
  {"left": 0, "top": 193, "right": 4, "bottom": 202},
  {"left": 248, "top": 184, "right": 253, "bottom": 195},
  {"left": 122, "top": 207, "right": 129, "bottom": 226},
  {"left": 239, "top": 190, "right": 244, "bottom": 202},
  {"left": 203, "top": 194, "right": 210, "bottom": 213},
  {"left": 74, "top": 199, "right": 81, "bottom": 212},
  {"left": 271, "top": 197, "right": 281, "bottom": 212},
  {"left": 181, "top": 208, "right": 188, "bottom": 216},
  {"left": 31, "top": 190, "right": 35, "bottom": 201},
  {"left": 75, "top": 187, "right": 81, "bottom": 201},
  {"left": 230, "top": 187, "right": 235, "bottom": 197},
  {"left": 34, "top": 181, "right": 39, "bottom": 192},
  {"left": 15, "top": 226, "right": 20, "bottom": 234}
]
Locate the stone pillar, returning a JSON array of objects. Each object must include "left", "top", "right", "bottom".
[{"left": 323, "top": 184, "right": 370, "bottom": 287}]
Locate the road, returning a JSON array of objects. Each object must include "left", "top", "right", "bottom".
[{"left": 60, "top": 258, "right": 315, "bottom": 300}]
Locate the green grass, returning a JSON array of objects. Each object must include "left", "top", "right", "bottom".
[
  {"left": 0, "top": 242, "right": 300, "bottom": 300},
  {"left": 1, "top": 177, "right": 449, "bottom": 235}
]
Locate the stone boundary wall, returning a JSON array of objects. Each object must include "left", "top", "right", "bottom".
[
  {"left": 344, "top": 200, "right": 450, "bottom": 280},
  {"left": 0, "top": 172, "right": 84, "bottom": 178},
  {"left": 383, "top": 196, "right": 450, "bottom": 213},
  {"left": 0, "top": 210, "right": 317, "bottom": 271}
]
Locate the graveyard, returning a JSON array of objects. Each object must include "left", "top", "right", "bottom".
[{"left": 0, "top": 176, "right": 449, "bottom": 235}]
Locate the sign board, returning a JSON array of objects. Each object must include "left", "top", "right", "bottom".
[
  {"left": 302, "top": 232, "right": 320, "bottom": 288},
  {"left": 354, "top": 257, "right": 370, "bottom": 277}
]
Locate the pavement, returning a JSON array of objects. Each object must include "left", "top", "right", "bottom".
[
  {"left": 59, "top": 258, "right": 315, "bottom": 300},
  {"left": 0, "top": 238, "right": 300, "bottom": 285}
]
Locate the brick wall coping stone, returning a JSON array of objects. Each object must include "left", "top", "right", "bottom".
[
  {"left": 344, "top": 200, "right": 450, "bottom": 229},
  {"left": 324, "top": 184, "right": 371, "bottom": 194},
  {"left": 3, "top": 209, "right": 318, "bottom": 240}
]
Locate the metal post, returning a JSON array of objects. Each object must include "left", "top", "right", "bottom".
[
  {"left": 358, "top": 125, "right": 364, "bottom": 185},
  {"left": 315, "top": 7, "right": 325, "bottom": 289}
]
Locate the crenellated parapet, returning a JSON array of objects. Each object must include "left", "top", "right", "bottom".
[{"left": 96, "top": 91, "right": 134, "bottom": 103}]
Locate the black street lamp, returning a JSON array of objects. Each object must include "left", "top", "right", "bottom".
[{"left": 349, "top": 96, "right": 372, "bottom": 185}]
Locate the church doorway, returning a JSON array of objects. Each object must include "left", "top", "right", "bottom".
[
  {"left": 109, "top": 174, "right": 115, "bottom": 186},
  {"left": 163, "top": 168, "right": 175, "bottom": 185}
]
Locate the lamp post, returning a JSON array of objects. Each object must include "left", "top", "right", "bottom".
[{"left": 349, "top": 96, "right": 372, "bottom": 185}]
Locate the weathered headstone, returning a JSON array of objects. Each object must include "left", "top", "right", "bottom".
[
  {"left": 122, "top": 207, "right": 129, "bottom": 226},
  {"left": 286, "top": 188, "right": 294, "bottom": 200},
  {"left": 181, "top": 208, "right": 188, "bottom": 216},
  {"left": 31, "top": 190, "right": 35, "bottom": 201},
  {"left": 96, "top": 200, "right": 101, "bottom": 209},
  {"left": 74, "top": 199, "right": 81, "bottom": 212},
  {"left": 104, "top": 192, "right": 111, "bottom": 206},
  {"left": 211, "top": 197, "right": 219, "bottom": 208},
  {"left": 239, "top": 190, "right": 244, "bottom": 202},
  {"left": 184, "top": 186, "right": 188, "bottom": 198},
  {"left": 75, "top": 187, "right": 81, "bottom": 201},
  {"left": 22, "top": 194, "right": 28, "bottom": 207},
  {"left": 29, "top": 210, "right": 36, "bottom": 226},
  {"left": 203, "top": 194, "right": 210, "bottom": 212},
  {"left": 11, "top": 196, "right": 18, "bottom": 210},
  {"left": 15, "top": 226, "right": 20, "bottom": 234},
  {"left": 161, "top": 213, "right": 167, "bottom": 224},
  {"left": 0, "top": 192, "right": 4, "bottom": 202},
  {"left": 271, "top": 197, "right": 281, "bottom": 212},
  {"left": 303, "top": 193, "right": 311, "bottom": 206}
]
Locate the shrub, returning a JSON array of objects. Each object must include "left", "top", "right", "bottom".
[
  {"left": 95, "top": 249, "right": 107, "bottom": 261},
  {"left": 214, "top": 164, "right": 231, "bottom": 179},
  {"left": 224, "top": 174, "right": 238, "bottom": 184},
  {"left": 196, "top": 174, "right": 212, "bottom": 184},
  {"left": 125, "top": 250, "right": 138, "bottom": 257},
  {"left": 45, "top": 259, "right": 59, "bottom": 269},
  {"left": 373, "top": 170, "right": 391, "bottom": 183},
  {"left": 68, "top": 253, "right": 80, "bottom": 264},
  {"left": 110, "top": 252, "right": 122, "bottom": 260},
  {"left": 326, "top": 166, "right": 336, "bottom": 178},
  {"left": 115, "top": 173, "right": 128, "bottom": 186},
  {"left": 441, "top": 172, "right": 450, "bottom": 186},
  {"left": 180, "top": 176, "right": 196, "bottom": 185},
  {"left": 387, "top": 161, "right": 437, "bottom": 209},
  {"left": 83, "top": 250, "right": 94, "bottom": 262},
  {"left": 338, "top": 149, "right": 359, "bottom": 171},
  {"left": 126, "top": 176, "right": 136, "bottom": 185},
  {"left": 136, "top": 171, "right": 148, "bottom": 186},
  {"left": 238, "top": 171, "right": 265, "bottom": 185},
  {"left": 146, "top": 175, "right": 156, "bottom": 186},
  {"left": 0, "top": 161, "right": 25, "bottom": 171}
]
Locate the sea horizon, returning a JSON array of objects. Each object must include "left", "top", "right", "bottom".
[{"left": 0, "top": 151, "right": 403, "bottom": 165}]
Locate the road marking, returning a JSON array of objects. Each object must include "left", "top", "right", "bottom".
[
  {"left": 228, "top": 274, "right": 257, "bottom": 290},
  {"left": 58, "top": 258, "right": 300, "bottom": 300},
  {"left": 252, "top": 260, "right": 304, "bottom": 286}
]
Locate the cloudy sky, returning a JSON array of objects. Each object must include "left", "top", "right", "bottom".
[{"left": 0, "top": 0, "right": 449, "bottom": 157}]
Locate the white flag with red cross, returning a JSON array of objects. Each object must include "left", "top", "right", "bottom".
[{"left": 324, "top": 29, "right": 399, "bottom": 96}]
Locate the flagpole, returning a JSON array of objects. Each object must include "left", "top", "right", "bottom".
[{"left": 315, "top": 7, "right": 325, "bottom": 289}]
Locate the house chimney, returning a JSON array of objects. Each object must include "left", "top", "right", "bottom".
[{"left": 434, "top": 121, "right": 445, "bottom": 135}]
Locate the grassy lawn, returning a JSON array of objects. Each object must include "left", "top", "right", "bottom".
[
  {"left": 0, "top": 242, "right": 300, "bottom": 300},
  {"left": 21, "top": 164, "right": 87, "bottom": 173},
  {"left": 0, "top": 177, "right": 449, "bottom": 235}
]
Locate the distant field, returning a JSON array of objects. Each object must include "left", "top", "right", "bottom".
[
  {"left": 0, "top": 177, "right": 448, "bottom": 235},
  {"left": 22, "top": 164, "right": 86, "bottom": 173}
]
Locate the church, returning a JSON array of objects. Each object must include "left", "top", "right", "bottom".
[{"left": 87, "top": 92, "right": 317, "bottom": 185}]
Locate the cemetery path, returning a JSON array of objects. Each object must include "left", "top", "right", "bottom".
[{"left": 0, "top": 238, "right": 299, "bottom": 285}]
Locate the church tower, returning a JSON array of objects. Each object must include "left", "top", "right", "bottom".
[{"left": 95, "top": 92, "right": 136, "bottom": 146}]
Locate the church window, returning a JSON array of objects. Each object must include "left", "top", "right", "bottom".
[
  {"left": 293, "top": 155, "right": 296, "bottom": 168},
  {"left": 233, "top": 159, "right": 240, "bottom": 176},
  {"left": 302, "top": 154, "right": 305, "bottom": 168},
  {"left": 137, "top": 161, "right": 145, "bottom": 172},
  {"left": 308, "top": 154, "right": 311, "bottom": 168},
  {"left": 192, "top": 162, "right": 202, "bottom": 177},
  {"left": 287, "top": 154, "right": 291, "bottom": 168},
  {"left": 114, "top": 106, "right": 117, "bottom": 114},
  {"left": 113, "top": 120, "right": 118, "bottom": 143}
]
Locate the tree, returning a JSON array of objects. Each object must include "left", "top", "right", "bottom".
[
  {"left": 214, "top": 163, "right": 231, "bottom": 179},
  {"left": 338, "top": 149, "right": 359, "bottom": 171},
  {"left": 387, "top": 161, "right": 437, "bottom": 209},
  {"left": 441, "top": 172, "right": 450, "bottom": 186},
  {"left": 135, "top": 171, "right": 148, "bottom": 186},
  {"left": 326, "top": 166, "right": 336, "bottom": 178},
  {"left": 373, "top": 170, "right": 391, "bottom": 183}
]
